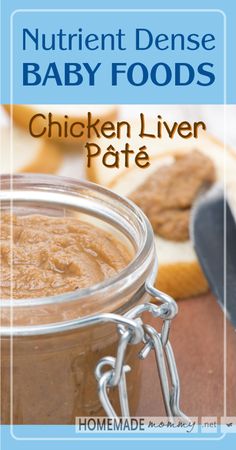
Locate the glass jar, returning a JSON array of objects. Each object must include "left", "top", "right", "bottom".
[{"left": 1, "top": 173, "right": 161, "bottom": 425}]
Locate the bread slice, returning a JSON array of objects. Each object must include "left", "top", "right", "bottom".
[
  {"left": 0, "top": 125, "right": 62, "bottom": 174},
  {"left": 3, "top": 104, "right": 118, "bottom": 146},
  {"left": 87, "top": 119, "right": 236, "bottom": 298}
]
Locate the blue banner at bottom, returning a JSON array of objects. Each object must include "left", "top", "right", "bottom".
[{"left": 1, "top": 425, "right": 236, "bottom": 450}]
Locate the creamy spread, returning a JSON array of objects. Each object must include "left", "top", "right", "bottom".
[
  {"left": 130, "top": 150, "right": 216, "bottom": 241},
  {"left": 0, "top": 214, "right": 131, "bottom": 299},
  {"left": 0, "top": 214, "right": 140, "bottom": 425}
]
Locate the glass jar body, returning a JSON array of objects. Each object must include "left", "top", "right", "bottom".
[{"left": 0, "top": 174, "right": 156, "bottom": 424}]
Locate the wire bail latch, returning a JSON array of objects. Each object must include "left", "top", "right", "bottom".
[{"left": 95, "top": 286, "right": 189, "bottom": 422}]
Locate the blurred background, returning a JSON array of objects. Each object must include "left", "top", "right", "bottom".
[{"left": 1, "top": 104, "right": 236, "bottom": 417}]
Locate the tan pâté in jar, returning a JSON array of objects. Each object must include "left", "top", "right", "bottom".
[
  {"left": 0, "top": 214, "right": 131, "bottom": 299},
  {"left": 1, "top": 173, "right": 158, "bottom": 425},
  {"left": 1, "top": 212, "right": 143, "bottom": 424}
]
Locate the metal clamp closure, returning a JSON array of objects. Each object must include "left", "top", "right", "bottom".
[{"left": 95, "top": 288, "right": 189, "bottom": 421}]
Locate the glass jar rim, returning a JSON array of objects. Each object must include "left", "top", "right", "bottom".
[{"left": 0, "top": 173, "right": 156, "bottom": 311}]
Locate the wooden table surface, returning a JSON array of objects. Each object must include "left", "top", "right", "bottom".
[{"left": 136, "top": 292, "right": 236, "bottom": 418}]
